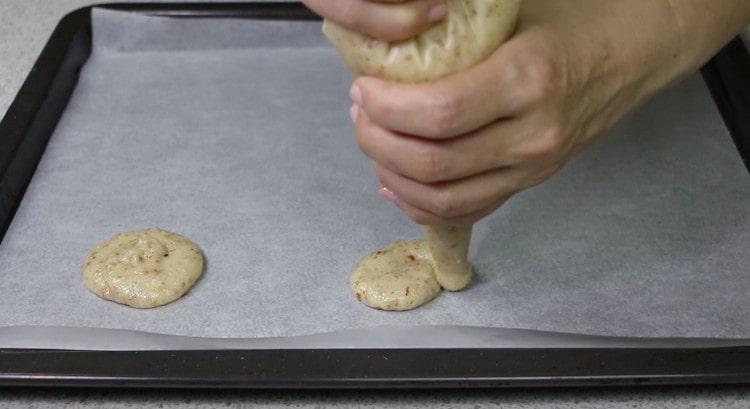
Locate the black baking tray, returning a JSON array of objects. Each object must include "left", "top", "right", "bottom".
[{"left": 1, "top": 3, "right": 749, "bottom": 389}]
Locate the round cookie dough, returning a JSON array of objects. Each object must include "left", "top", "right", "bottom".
[
  {"left": 81, "top": 228, "right": 204, "bottom": 308},
  {"left": 351, "top": 241, "right": 441, "bottom": 311}
]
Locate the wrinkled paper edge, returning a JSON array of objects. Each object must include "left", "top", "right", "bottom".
[{"left": 2, "top": 325, "right": 749, "bottom": 351}]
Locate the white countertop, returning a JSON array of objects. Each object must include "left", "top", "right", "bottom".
[{"left": 1, "top": 1, "right": 749, "bottom": 408}]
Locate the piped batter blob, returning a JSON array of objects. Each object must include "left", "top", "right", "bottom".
[
  {"left": 81, "top": 228, "right": 204, "bottom": 308},
  {"left": 350, "top": 241, "right": 442, "bottom": 311}
]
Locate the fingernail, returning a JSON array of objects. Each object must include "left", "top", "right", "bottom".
[
  {"left": 378, "top": 187, "right": 400, "bottom": 206},
  {"left": 427, "top": 3, "right": 448, "bottom": 23},
  {"left": 349, "top": 84, "right": 363, "bottom": 106},
  {"left": 349, "top": 104, "right": 359, "bottom": 124}
]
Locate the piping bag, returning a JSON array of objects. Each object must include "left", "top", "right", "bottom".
[{"left": 323, "top": 0, "right": 522, "bottom": 291}]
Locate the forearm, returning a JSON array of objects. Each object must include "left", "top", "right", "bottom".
[
  {"left": 667, "top": 0, "right": 750, "bottom": 76},
  {"left": 530, "top": 0, "right": 750, "bottom": 148},
  {"left": 587, "top": 0, "right": 750, "bottom": 90}
]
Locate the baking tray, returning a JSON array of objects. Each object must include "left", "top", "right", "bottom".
[{"left": 1, "top": 2, "right": 749, "bottom": 388}]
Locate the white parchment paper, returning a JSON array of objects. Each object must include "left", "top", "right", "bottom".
[{"left": 0, "top": 9, "right": 748, "bottom": 349}]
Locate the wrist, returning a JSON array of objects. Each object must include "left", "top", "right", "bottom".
[{"left": 558, "top": 1, "right": 683, "bottom": 144}]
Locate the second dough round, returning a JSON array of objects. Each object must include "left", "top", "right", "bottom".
[{"left": 350, "top": 241, "right": 441, "bottom": 311}]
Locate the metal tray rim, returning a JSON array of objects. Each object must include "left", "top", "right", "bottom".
[{"left": 0, "top": 2, "right": 749, "bottom": 389}]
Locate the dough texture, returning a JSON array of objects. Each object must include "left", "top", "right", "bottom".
[
  {"left": 323, "top": 0, "right": 522, "bottom": 82},
  {"left": 81, "top": 228, "right": 203, "bottom": 308},
  {"left": 351, "top": 241, "right": 441, "bottom": 311}
]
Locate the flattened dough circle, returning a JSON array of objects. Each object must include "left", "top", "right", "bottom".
[
  {"left": 351, "top": 241, "right": 441, "bottom": 311},
  {"left": 81, "top": 228, "right": 204, "bottom": 308}
]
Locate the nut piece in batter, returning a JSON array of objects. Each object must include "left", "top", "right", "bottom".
[
  {"left": 350, "top": 241, "right": 442, "bottom": 311},
  {"left": 81, "top": 228, "right": 204, "bottom": 308}
]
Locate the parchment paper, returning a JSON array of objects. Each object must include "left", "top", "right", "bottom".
[{"left": 0, "top": 9, "right": 748, "bottom": 350}]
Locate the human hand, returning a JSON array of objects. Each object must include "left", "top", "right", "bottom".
[
  {"left": 349, "top": 0, "right": 750, "bottom": 226},
  {"left": 301, "top": 0, "right": 448, "bottom": 41}
]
